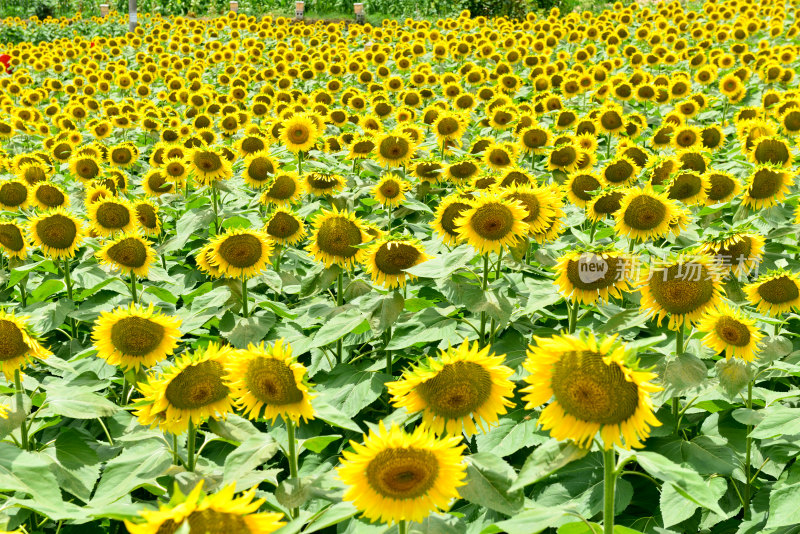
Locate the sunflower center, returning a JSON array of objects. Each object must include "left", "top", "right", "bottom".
[
  {"left": 0, "top": 224, "right": 24, "bottom": 252},
  {"left": 136, "top": 204, "right": 158, "bottom": 229},
  {"left": 0, "top": 320, "right": 29, "bottom": 361},
  {"left": 566, "top": 255, "right": 625, "bottom": 290},
  {"left": 96, "top": 203, "right": 131, "bottom": 229},
  {"left": 317, "top": 217, "right": 362, "bottom": 258},
  {"left": 24, "top": 166, "right": 46, "bottom": 184},
  {"left": 605, "top": 160, "right": 634, "bottom": 183},
  {"left": 379, "top": 137, "right": 410, "bottom": 160},
  {"left": 508, "top": 192, "right": 540, "bottom": 223},
  {"left": 600, "top": 111, "right": 623, "bottom": 130},
  {"left": 152, "top": 509, "right": 250, "bottom": 534},
  {"left": 716, "top": 237, "right": 752, "bottom": 264},
  {"left": 218, "top": 234, "right": 263, "bottom": 268},
  {"left": 714, "top": 316, "right": 751, "bottom": 347},
  {"left": 550, "top": 350, "right": 639, "bottom": 424},
  {"left": 623, "top": 195, "right": 666, "bottom": 229},
  {"left": 437, "top": 117, "right": 459, "bottom": 136},
  {"left": 267, "top": 212, "right": 300, "bottom": 239},
  {"left": 110, "top": 316, "right": 164, "bottom": 356},
  {"left": 757, "top": 276, "right": 800, "bottom": 304},
  {"left": 165, "top": 162, "right": 185, "bottom": 178},
  {"left": 440, "top": 202, "right": 470, "bottom": 236},
  {"left": 241, "top": 137, "right": 265, "bottom": 153},
  {"left": 247, "top": 157, "right": 273, "bottom": 182},
  {"left": 522, "top": 128, "right": 548, "bottom": 149},
  {"left": 107, "top": 238, "right": 148, "bottom": 268},
  {"left": 366, "top": 448, "right": 439, "bottom": 500},
  {"left": 268, "top": 175, "right": 297, "bottom": 199},
  {"left": 748, "top": 168, "right": 783, "bottom": 199},
  {"left": 290, "top": 126, "right": 310, "bottom": 144},
  {"left": 307, "top": 174, "right": 340, "bottom": 191},
  {"left": 487, "top": 148, "right": 511, "bottom": 166},
  {"left": 449, "top": 161, "right": 478, "bottom": 180},
  {"left": 570, "top": 174, "right": 601, "bottom": 201},
  {"left": 147, "top": 172, "right": 174, "bottom": 193},
  {"left": 111, "top": 148, "right": 133, "bottom": 165},
  {"left": 707, "top": 174, "right": 735, "bottom": 200},
  {"left": 194, "top": 152, "right": 223, "bottom": 172},
  {"left": 469, "top": 203, "right": 515, "bottom": 240},
  {"left": 417, "top": 361, "right": 492, "bottom": 419},
  {"left": 379, "top": 180, "right": 400, "bottom": 199},
  {"left": 550, "top": 146, "right": 577, "bottom": 167},
  {"left": 35, "top": 184, "right": 65, "bottom": 206},
  {"left": 165, "top": 360, "right": 229, "bottom": 409},
  {"left": 245, "top": 357, "right": 303, "bottom": 405},
  {"left": 374, "top": 243, "right": 421, "bottom": 275},
  {"left": 76, "top": 159, "right": 100, "bottom": 179},
  {"left": 668, "top": 173, "right": 703, "bottom": 200},
  {"left": 593, "top": 192, "right": 624, "bottom": 215},
  {"left": 753, "top": 139, "right": 789, "bottom": 166},
  {"left": 649, "top": 262, "right": 714, "bottom": 314},
  {"left": 36, "top": 214, "right": 78, "bottom": 249},
  {"left": 0, "top": 182, "right": 27, "bottom": 207}
]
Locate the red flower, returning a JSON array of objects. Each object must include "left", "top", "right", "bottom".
[{"left": 0, "top": 54, "right": 11, "bottom": 74}]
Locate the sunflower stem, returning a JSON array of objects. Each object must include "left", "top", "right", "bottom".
[
  {"left": 19, "top": 278, "right": 27, "bottom": 307},
  {"left": 211, "top": 183, "right": 220, "bottom": 234},
  {"left": 336, "top": 271, "right": 344, "bottom": 363},
  {"left": 385, "top": 326, "right": 393, "bottom": 376},
  {"left": 606, "top": 133, "right": 612, "bottom": 159},
  {"left": 286, "top": 418, "right": 300, "bottom": 519},
  {"left": 14, "top": 369, "right": 28, "bottom": 451},
  {"left": 673, "top": 326, "right": 685, "bottom": 433},
  {"left": 603, "top": 447, "right": 616, "bottom": 534},
  {"left": 62, "top": 258, "right": 77, "bottom": 338},
  {"left": 129, "top": 272, "right": 137, "bottom": 304},
  {"left": 568, "top": 298, "right": 580, "bottom": 334},
  {"left": 297, "top": 151, "right": 303, "bottom": 176},
  {"left": 398, "top": 520, "right": 408, "bottom": 534},
  {"left": 743, "top": 379, "right": 753, "bottom": 520},
  {"left": 241, "top": 276, "right": 249, "bottom": 318},
  {"left": 480, "top": 254, "right": 489, "bottom": 346},
  {"left": 589, "top": 220, "right": 598, "bottom": 242},
  {"left": 187, "top": 419, "right": 197, "bottom": 472}
]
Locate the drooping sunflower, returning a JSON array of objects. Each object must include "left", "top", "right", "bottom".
[
  {"left": 455, "top": 192, "right": 528, "bottom": 255},
  {"left": 261, "top": 171, "right": 302, "bottom": 206},
  {"left": 189, "top": 147, "right": 233, "bottom": 186},
  {"left": 638, "top": 254, "right": 725, "bottom": 330},
  {"left": 305, "top": 172, "right": 345, "bottom": 197},
  {"left": 226, "top": 339, "right": 315, "bottom": 423},
  {"left": 696, "top": 305, "right": 763, "bottom": 362},
  {"left": 87, "top": 198, "right": 137, "bottom": 237},
  {"left": 0, "top": 220, "right": 28, "bottom": 259},
  {"left": 744, "top": 270, "right": 800, "bottom": 317},
  {"left": 125, "top": 481, "right": 284, "bottom": 534},
  {"left": 0, "top": 180, "right": 29, "bottom": 211},
  {"left": 521, "top": 332, "right": 661, "bottom": 449},
  {"left": 373, "top": 173, "right": 410, "bottom": 208},
  {"left": 0, "top": 311, "right": 52, "bottom": 378},
  {"left": 698, "top": 231, "right": 765, "bottom": 278},
  {"left": 207, "top": 228, "right": 273, "bottom": 279},
  {"left": 614, "top": 187, "right": 676, "bottom": 242},
  {"left": 92, "top": 303, "right": 182, "bottom": 371},
  {"left": 263, "top": 208, "right": 306, "bottom": 245},
  {"left": 31, "top": 182, "right": 69, "bottom": 210},
  {"left": 554, "top": 248, "right": 633, "bottom": 304},
  {"left": 747, "top": 136, "right": 792, "bottom": 169},
  {"left": 564, "top": 172, "right": 603, "bottom": 207},
  {"left": 387, "top": 339, "right": 515, "bottom": 436},
  {"left": 280, "top": 114, "right": 320, "bottom": 153},
  {"left": 363, "top": 237, "right": 431, "bottom": 289},
  {"left": 133, "top": 200, "right": 162, "bottom": 237},
  {"left": 134, "top": 342, "right": 235, "bottom": 434},
  {"left": 96, "top": 232, "right": 157, "bottom": 277},
  {"left": 373, "top": 131, "right": 417, "bottom": 168},
  {"left": 243, "top": 151, "right": 277, "bottom": 189},
  {"left": 307, "top": 207, "right": 367, "bottom": 269},
  {"left": 666, "top": 171, "right": 709, "bottom": 206},
  {"left": 433, "top": 193, "right": 472, "bottom": 246},
  {"left": 28, "top": 208, "right": 84, "bottom": 259},
  {"left": 705, "top": 171, "right": 741, "bottom": 204},
  {"left": 337, "top": 422, "right": 467, "bottom": 525},
  {"left": 742, "top": 165, "right": 794, "bottom": 209}
]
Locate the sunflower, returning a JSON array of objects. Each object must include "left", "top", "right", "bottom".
[
  {"left": 744, "top": 270, "right": 800, "bottom": 317},
  {"left": 0, "top": 311, "right": 52, "bottom": 378},
  {"left": 483, "top": 142, "right": 517, "bottom": 171},
  {"left": 28, "top": 208, "right": 84, "bottom": 259},
  {"left": 207, "top": 228, "right": 273, "bottom": 279},
  {"left": 555, "top": 248, "right": 633, "bottom": 304},
  {"left": 263, "top": 208, "right": 306, "bottom": 245},
  {"left": 142, "top": 169, "right": 177, "bottom": 197},
  {"left": 125, "top": 481, "right": 285, "bottom": 534},
  {"left": 455, "top": 192, "right": 528, "bottom": 255},
  {"left": 189, "top": 147, "right": 233, "bottom": 186},
  {"left": 373, "top": 173, "right": 410, "bottom": 208},
  {"left": 595, "top": 104, "right": 626, "bottom": 135},
  {"left": 705, "top": 172, "right": 741, "bottom": 204},
  {"left": 748, "top": 136, "right": 792, "bottom": 168},
  {"left": 134, "top": 342, "right": 235, "bottom": 434},
  {"left": 0, "top": 220, "right": 28, "bottom": 259},
  {"left": 373, "top": 131, "right": 416, "bottom": 168},
  {"left": 280, "top": 114, "right": 320, "bottom": 153},
  {"left": 243, "top": 151, "right": 277, "bottom": 189},
  {"left": 667, "top": 171, "right": 709, "bottom": 206},
  {"left": 565, "top": 172, "right": 603, "bottom": 207},
  {"left": 387, "top": 339, "right": 514, "bottom": 436},
  {"left": 337, "top": 422, "right": 467, "bottom": 524},
  {"left": 363, "top": 237, "right": 431, "bottom": 289},
  {"left": 433, "top": 193, "right": 472, "bottom": 246},
  {"left": 614, "top": 187, "right": 676, "bottom": 242},
  {"left": 305, "top": 172, "right": 345, "bottom": 196},
  {"left": 92, "top": 303, "right": 182, "bottom": 371},
  {"left": 134, "top": 200, "right": 162, "bottom": 237},
  {"left": 545, "top": 143, "right": 579, "bottom": 173},
  {"left": 518, "top": 124, "right": 552, "bottom": 155},
  {"left": 162, "top": 156, "right": 189, "bottom": 184},
  {"left": 31, "top": 182, "right": 69, "bottom": 210},
  {"left": 226, "top": 339, "right": 315, "bottom": 423},
  {"left": 698, "top": 232, "right": 765, "bottom": 278},
  {"left": 108, "top": 142, "right": 139, "bottom": 169},
  {"left": 69, "top": 153, "right": 103, "bottom": 182},
  {"left": 307, "top": 207, "right": 367, "bottom": 269},
  {"left": 87, "top": 198, "right": 137, "bottom": 237},
  {"left": 0, "top": 180, "right": 29, "bottom": 211},
  {"left": 432, "top": 111, "right": 466, "bottom": 142},
  {"left": 521, "top": 332, "right": 661, "bottom": 450},
  {"left": 742, "top": 165, "right": 794, "bottom": 209},
  {"left": 97, "top": 232, "right": 157, "bottom": 277},
  {"left": 696, "top": 305, "right": 763, "bottom": 362},
  {"left": 501, "top": 183, "right": 558, "bottom": 234},
  {"left": 261, "top": 171, "right": 302, "bottom": 206},
  {"left": 638, "top": 254, "right": 725, "bottom": 330}
]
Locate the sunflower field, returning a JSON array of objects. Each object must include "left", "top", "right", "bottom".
[{"left": 1, "top": 0, "right": 800, "bottom": 533}]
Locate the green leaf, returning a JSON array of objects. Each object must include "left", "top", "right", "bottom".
[
  {"left": 223, "top": 313, "right": 276, "bottom": 348},
  {"left": 510, "top": 439, "right": 590, "bottom": 492},
  {"left": 459, "top": 453, "right": 523, "bottom": 516},
  {"left": 0, "top": 442, "right": 63, "bottom": 504},
  {"left": 404, "top": 248, "right": 473, "bottom": 278},
  {"left": 43, "top": 385, "right": 120, "bottom": 419},
  {"left": 716, "top": 358, "right": 753, "bottom": 396},
  {"left": 766, "top": 482, "right": 800, "bottom": 528},
  {"left": 311, "top": 399, "right": 362, "bottom": 433},
  {"left": 311, "top": 308, "right": 367, "bottom": 348},
  {"left": 44, "top": 428, "right": 102, "bottom": 503},
  {"left": 476, "top": 409, "right": 547, "bottom": 459},
  {"left": 368, "top": 291, "right": 404, "bottom": 332},
  {"left": 557, "top": 522, "right": 602, "bottom": 534},
  {"left": 317, "top": 364, "right": 388, "bottom": 418},
  {"left": 634, "top": 451, "right": 726, "bottom": 516},
  {"left": 302, "top": 502, "right": 359, "bottom": 533},
  {"left": 222, "top": 435, "right": 279, "bottom": 489},
  {"left": 662, "top": 353, "right": 707, "bottom": 393},
  {"left": 660, "top": 481, "right": 700, "bottom": 528},
  {"left": 91, "top": 439, "right": 172, "bottom": 505},
  {"left": 750, "top": 407, "right": 800, "bottom": 439},
  {"left": 301, "top": 435, "right": 340, "bottom": 453},
  {"left": 31, "top": 278, "right": 64, "bottom": 301},
  {"left": 494, "top": 505, "right": 568, "bottom": 534}
]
